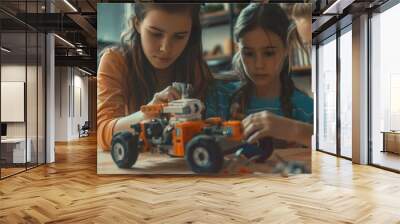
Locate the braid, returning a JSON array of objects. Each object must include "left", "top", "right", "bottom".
[
  {"left": 279, "top": 58, "right": 294, "bottom": 118},
  {"left": 230, "top": 52, "right": 254, "bottom": 120},
  {"left": 229, "top": 82, "right": 249, "bottom": 120}
]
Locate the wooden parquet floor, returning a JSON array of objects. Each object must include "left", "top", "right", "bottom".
[{"left": 1, "top": 135, "right": 400, "bottom": 223}]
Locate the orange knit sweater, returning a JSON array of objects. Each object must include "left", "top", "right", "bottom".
[{"left": 97, "top": 49, "right": 136, "bottom": 150}]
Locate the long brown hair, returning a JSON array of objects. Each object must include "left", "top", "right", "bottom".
[
  {"left": 119, "top": 3, "right": 213, "bottom": 111},
  {"left": 231, "top": 3, "right": 297, "bottom": 118}
]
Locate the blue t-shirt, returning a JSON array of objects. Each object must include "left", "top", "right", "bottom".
[
  {"left": 205, "top": 80, "right": 313, "bottom": 124},
  {"left": 205, "top": 80, "right": 241, "bottom": 120}
]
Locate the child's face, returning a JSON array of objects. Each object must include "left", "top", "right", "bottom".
[
  {"left": 135, "top": 9, "right": 192, "bottom": 70},
  {"left": 238, "top": 27, "right": 287, "bottom": 87}
]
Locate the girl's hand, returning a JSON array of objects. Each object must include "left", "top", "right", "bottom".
[
  {"left": 242, "top": 111, "right": 283, "bottom": 144},
  {"left": 242, "top": 111, "right": 313, "bottom": 148},
  {"left": 148, "top": 86, "right": 181, "bottom": 105}
]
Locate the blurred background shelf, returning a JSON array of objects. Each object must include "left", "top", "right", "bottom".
[
  {"left": 291, "top": 65, "right": 312, "bottom": 76},
  {"left": 201, "top": 10, "right": 231, "bottom": 28}
]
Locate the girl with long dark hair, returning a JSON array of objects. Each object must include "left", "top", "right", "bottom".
[
  {"left": 97, "top": 3, "right": 213, "bottom": 150},
  {"left": 207, "top": 3, "right": 313, "bottom": 148}
]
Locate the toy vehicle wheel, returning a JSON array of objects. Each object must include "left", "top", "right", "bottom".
[
  {"left": 256, "top": 137, "right": 274, "bottom": 162},
  {"left": 241, "top": 138, "right": 274, "bottom": 163},
  {"left": 185, "top": 135, "right": 223, "bottom": 174},
  {"left": 111, "top": 131, "right": 139, "bottom": 168}
]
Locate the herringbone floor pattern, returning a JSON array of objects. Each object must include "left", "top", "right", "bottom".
[{"left": 1, "top": 135, "right": 400, "bottom": 223}]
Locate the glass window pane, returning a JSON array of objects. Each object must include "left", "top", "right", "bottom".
[
  {"left": 340, "top": 28, "right": 352, "bottom": 158},
  {"left": 1, "top": 1, "right": 46, "bottom": 179},
  {"left": 27, "top": 31, "right": 38, "bottom": 169},
  {"left": 371, "top": 4, "right": 400, "bottom": 171},
  {"left": 1, "top": 30, "right": 27, "bottom": 177},
  {"left": 317, "top": 36, "right": 337, "bottom": 154}
]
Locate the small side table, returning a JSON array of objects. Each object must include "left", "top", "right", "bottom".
[{"left": 381, "top": 131, "right": 400, "bottom": 154}]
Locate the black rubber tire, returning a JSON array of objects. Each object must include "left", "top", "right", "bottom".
[
  {"left": 111, "top": 132, "right": 139, "bottom": 168},
  {"left": 185, "top": 135, "right": 224, "bottom": 174},
  {"left": 254, "top": 137, "right": 274, "bottom": 163},
  {"left": 241, "top": 138, "right": 274, "bottom": 163}
]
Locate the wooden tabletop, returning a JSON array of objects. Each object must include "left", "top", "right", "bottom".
[{"left": 97, "top": 147, "right": 311, "bottom": 175}]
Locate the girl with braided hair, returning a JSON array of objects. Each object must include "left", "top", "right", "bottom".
[
  {"left": 232, "top": 3, "right": 313, "bottom": 149},
  {"left": 206, "top": 3, "right": 313, "bottom": 152}
]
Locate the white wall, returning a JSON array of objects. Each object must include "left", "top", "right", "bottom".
[
  {"left": 55, "top": 67, "right": 69, "bottom": 141},
  {"left": 1, "top": 65, "right": 26, "bottom": 139},
  {"left": 1, "top": 64, "right": 26, "bottom": 81},
  {"left": 54, "top": 67, "right": 89, "bottom": 141},
  {"left": 72, "top": 73, "right": 89, "bottom": 138},
  {"left": 74, "top": 73, "right": 89, "bottom": 122},
  {"left": 1, "top": 65, "right": 39, "bottom": 137},
  {"left": 1, "top": 63, "right": 46, "bottom": 164}
]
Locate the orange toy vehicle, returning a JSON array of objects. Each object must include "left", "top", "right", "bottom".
[{"left": 110, "top": 83, "right": 274, "bottom": 174}]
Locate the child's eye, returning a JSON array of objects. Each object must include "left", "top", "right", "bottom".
[
  {"left": 150, "top": 32, "right": 163, "bottom": 38},
  {"left": 174, "top": 34, "right": 186, "bottom": 40},
  {"left": 242, "top": 51, "right": 254, "bottom": 57},
  {"left": 263, "top": 51, "right": 275, "bottom": 57}
]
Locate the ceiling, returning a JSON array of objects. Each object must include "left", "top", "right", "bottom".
[
  {"left": 0, "top": 0, "right": 394, "bottom": 74},
  {"left": 0, "top": 0, "right": 97, "bottom": 74},
  {"left": 311, "top": 0, "right": 390, "bottom": 43}
]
